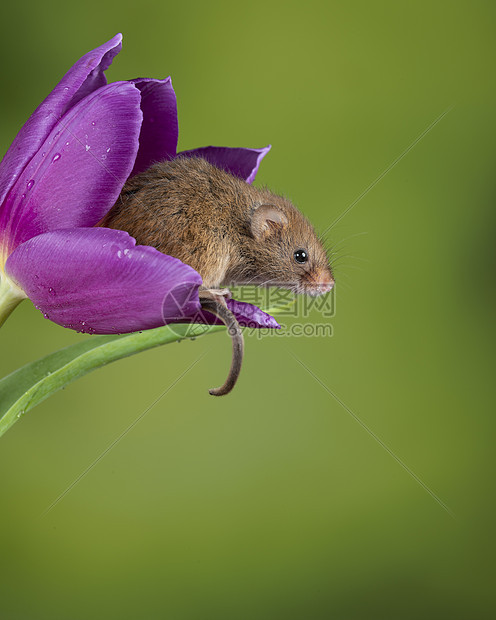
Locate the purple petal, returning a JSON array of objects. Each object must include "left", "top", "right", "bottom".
[
  {"left": 196, "top": 299, "right": 280, "bottom": 329},
  {"left": 5, "top": 228, "right": 202, "bottom": 335},
  {"left": 0, "top": 82, "right": 142, "bottom": 256},
  {"left": 0, "top": 34, "right": 122, "bottom": 213},
  {"left": 130, "top": 78, "right": 178, "bottom": 176},
  {"left": 178, "top": 145, "right": 271, "bottom": 183},
  {"left": 227, "top": 299, "right": 280, "bottom": 328}
]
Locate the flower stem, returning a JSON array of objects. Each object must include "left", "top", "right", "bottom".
[{"left": 0, "top": 274, "right": 25, "bottom": 329}]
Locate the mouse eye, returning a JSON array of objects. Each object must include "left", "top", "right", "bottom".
[{"left": 294, "top": 249, "right": 308, "bottom": 264}]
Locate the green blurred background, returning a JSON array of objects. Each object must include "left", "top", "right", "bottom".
[{"left": 1, "top": 1, "right": 495, "bottom": 618}]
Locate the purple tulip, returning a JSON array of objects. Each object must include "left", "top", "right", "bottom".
[{"left": 0, "top": 34, "right": 279, "bottom": 334}]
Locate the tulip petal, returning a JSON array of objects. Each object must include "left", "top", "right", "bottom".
[
  {"left": 226, "top": 300, "right": 280, "bottom": 328},
  {"left": 189, "top": 299, "right": 280, "bottom": 330},
  {"left": 0, "top": 34, "right": 122, "bottom": 212},
  {"left": 178, "top": 145, "right": 271, "bottom": 183},
  {"left": 130, "top": 78, "right": 178, "bottom": 176},
  {"left": 0, "top": 82, "right": 142, "bottom": 256},
  {"left": 5, "top": 228, "right": 202, "bottom": 335}
]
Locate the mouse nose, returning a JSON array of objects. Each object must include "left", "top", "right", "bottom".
[
  {"left": 318, "top": 270, "right": 335, "bottom": 294},
  {"left": 316, "top": 270, "right": 334, "bottom": 295},
  {"left": 320, "top": 278, "right": 334, "bottom": 294}
]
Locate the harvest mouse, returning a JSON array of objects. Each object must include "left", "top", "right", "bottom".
[{"left": 100, "top": 156, "right": 334, "bottom": 395}]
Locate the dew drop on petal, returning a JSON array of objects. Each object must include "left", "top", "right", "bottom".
[
  {"left": 26, "top": 180, "right": 34, "bottom": 191},
  {"left": 117, "top": 250, "right": 122, "bottom": 258},
  {"left": 85, "top": 145, "right": 90, "bottom": 151},
  {"left": 52, "top": 153, "right": 61, "bottom": 162},
  {"left": 106, "top": 147, "right": 111, "bottom": 153}
]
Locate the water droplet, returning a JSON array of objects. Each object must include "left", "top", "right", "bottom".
[
  {"left": 42, "top": 152, "right": 46, "bottom": 157},
  {"left": 85, "top": 145, "right": 90, "bottom": 151},
  {"left": 48, "top": 287, "right": 55, "bottom": 296},
  {"left": 91, "top": 121, "right": 96, "bottom": 126},
  {"left": 21, "top": 193, "right": 26, "bottom": 199},
  {"left": 123, "top": 248, "right": 130, "bottom": 256},
  {"left": 66, "top": 141, "right": 70, "bottom": 146},
  {"left": 43, "top": 312, "right": 50, "bottom": 319},
  {"left": 117, "top": 250, "right": 122, "bottom": 258},
  {"left": 106, "top": 147, "right": 111, "bottom": 153},
  {"left": 26, "top": 179, "right": 34, "bottom": 190},
  {"left": 81, "top": 321, "right": 86, "bottom": 326},
  {"left": 52, "top": 153, "right": 61, "bottom": 162}
]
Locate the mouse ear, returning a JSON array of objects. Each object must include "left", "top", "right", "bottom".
[{"left": 251, "top": 204, "right": 288, "bottom": 240}]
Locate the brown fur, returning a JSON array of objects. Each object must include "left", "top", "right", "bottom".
[
  {"left": 100, "top": 157, "right": 334, "bottom": 397},
  {"left": 100, "top": 157, "right": 334, "bottom": 295}
]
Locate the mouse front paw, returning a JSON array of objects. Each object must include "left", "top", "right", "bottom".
[{"left": 199, "top": 288, "right": 232, "bottom": 306}]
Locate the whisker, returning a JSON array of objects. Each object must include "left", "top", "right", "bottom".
[
  {"left": 334, "top": 263, "right": 366, "bottom": 272},
  {"left": 324, "top": 230, "right": 369, "bottom": 246},
  {"left": 330, "top": 252, "right": 369, "bottom": 264}
]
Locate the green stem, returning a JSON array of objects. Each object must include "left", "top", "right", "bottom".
[
  {"left": 0, "top": 274, "right": 25, "bottom": 329},
  {"left": 0, "top": 322, "right": 223, "bottom": 438}
]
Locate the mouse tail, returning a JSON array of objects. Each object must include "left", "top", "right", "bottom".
[{"left": 199, "top": 297, "right": 244, "bottom": 396}]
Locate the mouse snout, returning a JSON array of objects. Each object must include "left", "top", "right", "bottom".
[
  {"left": 302, "top": 268, "right": 335, "bottom": 296},
  {"left": 319, "top": 275, "right": 335, "bottom": 293},
  {"left": 316, "top": 269, "right": 335, "bottom": 294}
]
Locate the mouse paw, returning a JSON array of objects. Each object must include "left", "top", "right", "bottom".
[{"left": 199, "top": 288, "right": 232, "bottom": 307}]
